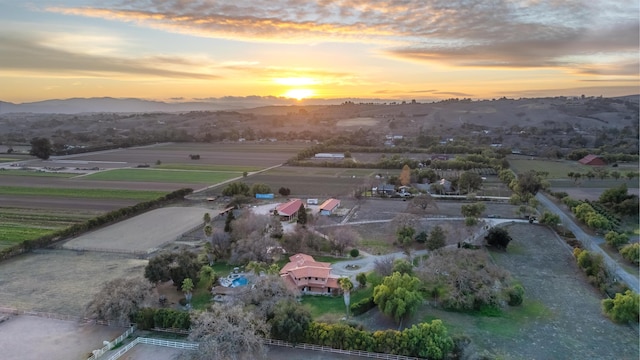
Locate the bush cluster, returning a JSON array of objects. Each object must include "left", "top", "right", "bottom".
[
  {"left": 350, "top": 297, "right": 376, "bottom": 316},
  {"left": 302, "top": 320, "right": 454, "bottom": 359},
  {"left": 134, "top": 308, "right": 191, "bottom": 330}
]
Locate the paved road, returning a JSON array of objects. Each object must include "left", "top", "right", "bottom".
[{"left": 536, "top": 193, "right": 639, "bottom": 293}]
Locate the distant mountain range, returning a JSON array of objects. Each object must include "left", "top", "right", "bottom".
[{"left": 0, "top": 96, "right": 372, "bottom": 114}]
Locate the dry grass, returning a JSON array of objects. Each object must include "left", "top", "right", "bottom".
[{"left": 0, "top": 250, "right": 147, "bottom": 315}]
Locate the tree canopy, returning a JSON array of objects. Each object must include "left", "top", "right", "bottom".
[
  {"left": 187, "top": 304, "right": 268, "bottom": 360},
  {"left": 85, "top": 277, "right": 154, "bottom": 325},
  {"left": 485, "top": 227, "right": 512, "bottom": 250},
  {"left": 458, "top": 171, "right": 483, "bottom": 194},
  {"left": 29, "top": 137, "right": 52, "bottom": 160},
  {"left": 373, "top": 272, "right": 423, "bottom": 328}
]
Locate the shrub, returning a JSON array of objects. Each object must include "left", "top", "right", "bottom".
[
  {"left": 507, "top": 284, "right": 525, "bottom": 306},
  {"left": 602, "top": 290, "right": 639, "bottom": 323},
  {"left": 604, "top": 231, "right": 629, "bottom": 249},
  {"left": 350, "top": 248, "right": 360, "bottom": 258},
  {"left": 485, "top": 227, "right": 512, "bottom": 250},
  {"left": 620, "top": 243, "right": 640, "bottom": 265},
  {"left": 350, "top": 297, "right": 376, "bottom": 315}
]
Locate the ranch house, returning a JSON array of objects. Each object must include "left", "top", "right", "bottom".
[{"left": 279, "top": 253, "right": 340, "bottom": 295}]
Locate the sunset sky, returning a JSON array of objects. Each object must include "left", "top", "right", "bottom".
[{"left": 1, "top": 0, "right": 638, "bottom": 103}]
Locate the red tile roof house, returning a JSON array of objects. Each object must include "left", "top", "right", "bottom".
[
  {"left": 318, "top": 198, "right": 341, "bottom": 216},
  {"left": 578, "top": 154, "right": 607, "bottom": 166},
  {"left": 274, "top": 198, "right": 303, "bottom": 221},
  {"left": 279, "top": 253, "right": 340, "bottom": 295}
]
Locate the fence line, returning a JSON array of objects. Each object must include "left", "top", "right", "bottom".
[
  {"left": 63, "top": 245, "right": 148, "bottom": 256},
  {"left": 264, "top": 339, "right": 422, "bottom": 360},
  {"left": 86, "top": 325, "right": 136, "bottom": 360},
  {"left": 0, "top": 306, "right": 82, "bottom": 322},
  {"left": 103, "top": 337, "right": 198, "bottom": 360}
]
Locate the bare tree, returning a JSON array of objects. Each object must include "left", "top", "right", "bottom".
[
  {"left": 415, "top": 248, "right": 511, "bottom": 310},
  {"left": 209, "top": 228, "right": 231, "bottom": 262},
  {"left": 85, "top": 277, "right": 154, "bottom": 325},
  {"left": 329, "top": 226, "right": 360, "bottom": 256},
  {"left": 230, "top": 231, "right": 279, "bottom": 265},
  {"left": 391, "top": 213, "right": 419, "bottom": 232},
  {"left": 407, "top": 193, "right": 438, "bottom": 214},
  {"left": 185, "top": 304, "right": 269, "bottom": 360},
  {"left": 374, "top": 256, "right": 395, "bottom": 277},
  {"left": 235, "top": 275, "right": 299, "bottom": 320},
  {"left": 230, "top": 212, "right": 270, "bottom": 242}
]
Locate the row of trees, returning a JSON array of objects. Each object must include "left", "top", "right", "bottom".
[{"left": 567, "top": 170, "right": 636, "bottom": 183}]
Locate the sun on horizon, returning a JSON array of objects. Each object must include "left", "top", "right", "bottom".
[{"left": 284, "top": 88, "right": 314, "bottom": 101}]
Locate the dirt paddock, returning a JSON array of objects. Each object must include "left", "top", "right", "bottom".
[
  {"left": 63, "top": 206, "right": 210, "bottom": 253},
  {"left": 0, "top": 315, "right": 125, "bottom": 360}
]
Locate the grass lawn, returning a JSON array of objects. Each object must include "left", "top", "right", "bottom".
[
  {"left": 301, "top": 286, "right": 374, "bottom": 319},
  {"left": 155, "top": 163, "right": 262, "bottom": 172},
  {"left": 0, "top": 186, "right": 168, "bottom": 201},
  {"left": 0, "top": 170, "right": 77, "bottom": 178},
  {"left": 83, "top": 168, "right": 240, "bottom": 183}
]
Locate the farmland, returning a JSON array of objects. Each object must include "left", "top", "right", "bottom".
[
  {"left": 82, "top": 168, "right": 240, "bottom": 184},
  {"left": 0, "top": 142, "right": 305, "bottom": 245}
]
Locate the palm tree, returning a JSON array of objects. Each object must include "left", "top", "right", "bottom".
[
  {"left": 182, "top": 278, "right": 194, "bottom": 308},
  {"left": 338, "top": 277, "right": 354, "bottom": 319}
]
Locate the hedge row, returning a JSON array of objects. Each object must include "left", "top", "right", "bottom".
[
  {"left": 0, "top": 188, "right": 193, "bottom": 262},
  {"left": 299, "top": 320, "right": 454, "bottom": 359},
  {"left": 134, "top": 307, "right": 191, "bottom": 330},
  {"left": 350, "top": 296, "right": 376, "bottom": 316}
]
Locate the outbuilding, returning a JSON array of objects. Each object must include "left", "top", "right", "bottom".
[
  {"left": 318, "top": 198, "right": 341, "bottom": 216},
  {"left": 274, "top": 199, "right": 303, "bottom": 221},
  {"left": 578, "top": 154, "right": 606, "bottom": 166}
]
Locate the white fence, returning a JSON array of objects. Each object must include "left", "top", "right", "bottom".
[
  {"left": 264, "top": 339, "right": 422, "bottom": 360},
  {"left": 103, "top": 337, "right": 199, "bottom": 360},
  {"left": 86, "top": 325, "right": 136, "bottom": 360}
]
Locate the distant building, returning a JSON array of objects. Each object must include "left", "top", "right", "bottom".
[
  {"left": 319, "top": 198, "right": 341, "bottom": 216},
  {"left": 578, "top": 154, "right": 606, "bottom": 166},
  {"left": 314, "top": 153, "right": 344, "bottom": 159},
  {"left": 373, "top": 184, "right": 396, "bottom": 195},
  {"left": 279, "top": 253, "right": 340, "bottom": 295}
]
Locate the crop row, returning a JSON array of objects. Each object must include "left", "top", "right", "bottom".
[{"left": 0, "top": 186, "right": 167, "bottom": 201}]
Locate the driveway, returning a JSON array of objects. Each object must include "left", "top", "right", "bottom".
[{"left": 536, "top": 193, "right": 639, "bottom": 293}]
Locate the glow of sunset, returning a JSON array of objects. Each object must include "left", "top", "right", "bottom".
[
  {"left": 284, "top": 89, "right": 314, "bottom": 100},
  {"left": 0, "top": 1, "right": 637, "bottom": 103}
]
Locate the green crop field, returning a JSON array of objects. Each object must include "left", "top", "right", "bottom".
[
  {"left": 0, "top": 225, "right": 56, "bottom": 248},
  {"left": 155, "top": 163, "right": 261, "bottom": 172},
  {"left": 0, "top": 186, "right": 167, "bottom": 200},
  {"left": 82, "top": 168, "right": 240, "bottom": 183}
]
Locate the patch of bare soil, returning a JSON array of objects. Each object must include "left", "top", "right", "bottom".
[
  {"left": 0, "top": 316, "right": 125, "bottom": 360},
  {"left": 424, "top": 224, "right": 638, "bottom": 359}
]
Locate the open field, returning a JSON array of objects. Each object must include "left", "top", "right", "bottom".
[
  {"left": 35, "top": 142, "right": 304, "bottom": 168},
  {"left": 63, "top": 207, "right": 210, "bottom": 253},
  {"left": 156, "top": 163, "right": 261, "bottom": 172},
  {"left": 0, "top": 250, "right": 148, "bottom": 314},
  {"left": 356, "top": 224, "right": 639, "bottom": 359},
  {"left": 82, "top": 168, "right": 240, "bottom": 184},
  {"left": 508, "top": 156, "right": 591, "bottom": 178}
]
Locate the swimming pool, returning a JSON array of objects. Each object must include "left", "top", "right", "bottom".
[{"left": 231, "top": 276, "right": 248, "bottom": 287}]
